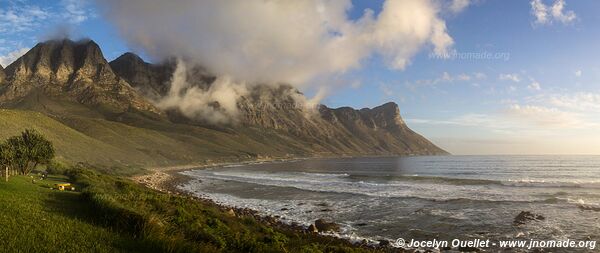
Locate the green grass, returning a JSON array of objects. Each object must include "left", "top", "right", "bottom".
[
  {"left": 0, "top": 175, "right": 145, "bottom": 252},
  {"left": 0, "top": 170, "right": 379, "bottom": 253}
]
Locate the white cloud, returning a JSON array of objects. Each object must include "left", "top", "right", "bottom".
[
  {"left": 350, "top": 80, "right": 362, "bottom": 89},
  {"left": 95, "top": 0, "right": 456, "bottom": 86},
  {"left": 545, "top": 92, "right": 600, "bottom": 111},
  {"left": 449, "top": 0, "right": 471, "bottom": 13},
  {"left": 441, "top": 72, "right": 453, "bottom": 82},
  {"left": 575, "top": 70, "right": 582, "bottom": 77},
  {"left": 0, "top": 47, "right": 29, "bottom": 67},
  {"left": 379, "top": 84, "right": 394, "bottom": 96},
  {"left": 531, "top": 0, "right": 549, "bottom": 24},
  {"left": 406, "top": 71, "right": 487, "bottom": 90},
  {"left": 0, "top": 5, "right": 50, "bottom": 33},
  {"left": 504, "top": 104, "right": 582, "bottom": 128},
  {"left": 410, "top": 104, "right": 585, "bottom": 130},
  {"left": 0, "top": 0, "right": 94, "bottom": 36},
  {"left": 456, "top": 73, "right": 472, "bottom": 81},
  {"left": 527, "top": 81, "right": 541, "bottom": 91},
  {"left": 473, "top": 72, "right": 487, "bottom": 79},
  {"left": 531, "top": 0, "right": 576, "bottom": 25},
  {"left": 157, "top": 60, "right": 249, "bottom": 124},
  {"left": 508, "top": 85, "right": 517, "bottom": 92},
  {"left": 60, "top": 0, "right": 93, "bottom": 24},
  {"left": 550, "top": 0, "right": 577, "bottom": 23},
  {"left": 498, "top": 73, "right": 521, "bottom": 82}
]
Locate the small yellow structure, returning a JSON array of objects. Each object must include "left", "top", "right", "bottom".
[{"left": 55, "top": 183, "right": 75, "bottom": 191}]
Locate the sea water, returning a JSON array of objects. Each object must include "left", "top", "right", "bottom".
[{"left": 179, "top": 156, "right": 600, "bottom": 250}]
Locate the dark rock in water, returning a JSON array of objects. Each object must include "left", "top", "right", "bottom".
[
  {"left": 314, "top": 219, "right": 340, "bottom": 232},
  {"left": 578, "top": 204, "right": 600, "bottom": 212},
  {"left": 280, "top": 208, "right": 289, "bottom": 211},
  {"left": 320, "top": 208, "right": 333, "bottom": 212},
  {"left": 513, "top": 211, "right": 545, "bottom": 225},
  {"left": 356, "top": 223, "right": 368, "bottom": 227},
  {"left": 316, "top": 202, "right": 328, "bottom": 207},
  {"left": 290, "top": 222, "right": 302, "bottom": 229},
  {"left": 307, "top": 224, "right": 318, "bottom": 233},
  {"left": 379, "top": 240, "right": 390, "bottom": 247}
]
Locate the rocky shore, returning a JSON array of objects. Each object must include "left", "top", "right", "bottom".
[{"left": 132, "top": 163, "right": 411, "bottom": 252}]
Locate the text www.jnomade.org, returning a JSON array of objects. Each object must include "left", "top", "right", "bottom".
[{"left": 391, "top": 238, "right": 597, "bottom": 250}]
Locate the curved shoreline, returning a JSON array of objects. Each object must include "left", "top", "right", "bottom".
[{"left": 132, "top": 160, "right": 408, "bottom": 251}]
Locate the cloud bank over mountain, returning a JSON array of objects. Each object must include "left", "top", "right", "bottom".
[{"left": 95, "top": 0, "right": 454, "bottom": 86}]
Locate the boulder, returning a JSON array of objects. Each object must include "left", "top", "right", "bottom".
[
  {"left": 513, "top": 211, "right": 545, "bottom": 226},
  {"left": 314, "top": 219, "right": 340, "bottom": 232},
  {"left": 379, "top": 240, "right": 390, "bottom": 247},
  {"left": 307, "top": 224, "right": 318, "bottom": 233}
]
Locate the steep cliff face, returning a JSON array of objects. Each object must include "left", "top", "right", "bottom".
[
  {"left": 110, "top": 52, "right": 447, "bottom": 155},
  {"left": 0, "top": 64, "right": 5, "bottom": 85},
  {"left": 109, "top": 53, "right": 174, "bottom": 100},
  {"left": 0, "top": 39, "right": 160, "bottom": 114},
  {"left": 109, "top": 54, "right": 215, "bottom": 99}
]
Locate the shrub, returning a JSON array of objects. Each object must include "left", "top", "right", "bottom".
[
  {"left": 0, "top": 129, "right": 55, "bottom": 175},
  {"left": 46, "top": 160, "right": 69, "bottom": 175}
]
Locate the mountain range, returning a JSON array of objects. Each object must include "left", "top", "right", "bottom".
[{"left": 0, "top": 39, "right": 447, "bottom": 167}]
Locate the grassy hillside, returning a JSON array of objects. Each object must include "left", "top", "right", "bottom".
[
  {"left": 0, "top": 91, "right": 446, "bottom": 169},
  {"left": 0, "top": 108, "right": 310, "bottom": 168},
  {"left": 0, "top": 170, "right": 379, "bottom": 253},
  {"left": 0, "top": 109, "right": 137, "bottom": 166}
]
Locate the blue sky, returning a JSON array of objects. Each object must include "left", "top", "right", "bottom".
[{"left": 2, "top": 0, "right": 600, "bottom": 155}]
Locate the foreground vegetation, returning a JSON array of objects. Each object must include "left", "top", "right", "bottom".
[
  {"left": 0, "top": 174, "right": 142, "bottom": 252},
  {"left": 0, "top": 127, "right": 380, "bottom": 252},
  {"left": 1, "top": 129, "right": 55, "bottom": 177},
  {"left": 0, "top": 166, "right": 380, "bottom": 252}
]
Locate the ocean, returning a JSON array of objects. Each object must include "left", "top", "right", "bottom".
[{"left": 178, "top": 156, "right": 600, "bottom": 250}]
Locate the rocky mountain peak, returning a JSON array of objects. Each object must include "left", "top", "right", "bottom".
[
  {"left": 366, "top": 102, "right": 406, "bottom": 129},
  {"left": 4, "top": 39, "right": 113, "bottom": 84},
  {"left": 114, "top": 52, "right": 146, "bottom": 65},
  {"left": 109, "top": 52, "right": 175, "bottom": 99},
  {"left": 0, "top": 39, "right": 161, "bottom": 115}
]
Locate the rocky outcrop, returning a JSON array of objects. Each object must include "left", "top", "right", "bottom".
[
  {"left": 513, "top": 211, "right": 545, "bottom": 226},
  {"left": 314, "top": 219, "right": 340, "bottom": 232},
  {"left": 0, "top": 64, "right": 5, "bottom": 85},
  {"left": 0, "top": 39, "right": 161, "bottom": 114},
  {"left": 109, "top": 54, "right": 214, "bottom": 99},
  {"left": 109, "top": 53, "right": 174, "bottom": 100},
  {"left": 239, "top": 88, "right": 446, "bottom": 155}
]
